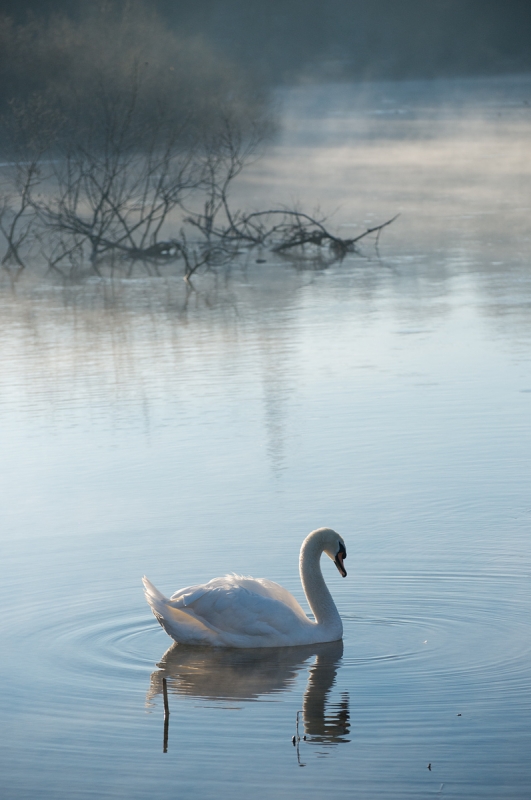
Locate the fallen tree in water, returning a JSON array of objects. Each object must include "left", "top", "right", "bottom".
[
  {"left": 0, "top": 5, "right": 397, "bottom": 283},
  {"left": 0, "top": 112, "right": 398, "bottom": 282},
  {"left": 185, "top": 206, "right": 398, "bottom": 257}
]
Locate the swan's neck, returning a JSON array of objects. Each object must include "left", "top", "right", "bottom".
[{"left": 300, "top": 536, "right": 342, "bottom": 635}]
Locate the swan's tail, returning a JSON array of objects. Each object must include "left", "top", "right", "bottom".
[
  {"left": 142, "top": 576, "right": 216, "bottom": 645},
  {"left": 142, "top": 576, "right": 168, "bottom": 606},
  {"left": 142, "top": 576, "right": 175, "bottom": 631}
]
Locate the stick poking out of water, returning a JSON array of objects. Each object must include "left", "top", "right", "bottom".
[
  {"left": 162, "top": 678, "right": 170, "bottom": 718},
  {"left": 162, "top": 677, "right": 170, "bottom": 753}
]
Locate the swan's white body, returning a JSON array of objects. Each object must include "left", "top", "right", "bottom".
[{"left": 143, "top": 527, "right": 347, "bottom": 649}]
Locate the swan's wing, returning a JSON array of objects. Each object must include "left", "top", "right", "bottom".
[
  {"left": 171, "top": 575, "right": 311, "bottom": 639},
  {"left": 253, "top": 578, "right": 309, "bottom": 620},
  {"left": 171, "top": 575, "right": 308, "bottom": 620},
  {"left": 190, "top": 587, "right": 307, "bottom": 638},
  {"left": 169, "top": 580, "right": 219, "bottom": 605}
]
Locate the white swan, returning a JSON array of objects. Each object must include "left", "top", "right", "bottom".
[{"left": 142, "top": 527, "right": 347, "bottom": 648}]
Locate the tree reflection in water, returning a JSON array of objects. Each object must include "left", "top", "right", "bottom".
[{"left": 147, "top": 639, "right": 349, "bottom": 756}]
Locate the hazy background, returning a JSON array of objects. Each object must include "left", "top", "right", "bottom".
[{"left": 1, "top": 0, "right": 531, "bottom": 85}]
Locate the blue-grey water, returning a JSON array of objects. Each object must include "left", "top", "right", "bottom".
[{"left": 1, "top": 76, "right": 531, "bottom": 799}]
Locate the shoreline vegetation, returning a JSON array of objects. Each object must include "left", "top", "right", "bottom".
[{"left": 0, "top": 2, "right": 396, "bottom": 285}]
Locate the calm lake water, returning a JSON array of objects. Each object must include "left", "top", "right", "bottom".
[{"left": 1, "top": 76, "right": 530, "bottom": 799}]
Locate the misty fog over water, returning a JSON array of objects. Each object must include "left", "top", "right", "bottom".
[
  {"left": 0, "top": 4, "right": 531, "bottom": 799},
  {"left": 2, "top": 0, "right": 531, "bottom": 83}
]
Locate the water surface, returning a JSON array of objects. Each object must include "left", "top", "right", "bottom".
[{"left": 1, "top": 76, "right": 531, "bottom": 799}]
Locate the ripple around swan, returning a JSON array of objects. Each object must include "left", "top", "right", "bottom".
[
  {"left": 7, "top": 601, "right": 164, "bottom": 704},
  {"left": 339, "top": 572, "right": 531, "bottom": 709},
  {"left": 46, "top": 613, "right": 162, "bottom": 676},
  {"left": 6, "top": 564, "right": 531, "bottom": 723}
]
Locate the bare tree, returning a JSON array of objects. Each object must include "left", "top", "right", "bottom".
[
  {"left": 0, "top": 164, "right": 38, "bottom": 278},
  {"left": 186, "top": 201, "right": 398, "bottom": 261},
  {"left": 184, "top": 111, "right": 267, "bottom": 242},
  {"left": 0, "top": 2, "right": 271, "bottom": 278},
  {"left": 0, "top": 95, "right": 60, "bottom": 279},
  {"left": 31, "top": 62, "right": 203, "bottom": 271},
  {"left": 182, "top": 114, "right": 398, "bottom": 263}
]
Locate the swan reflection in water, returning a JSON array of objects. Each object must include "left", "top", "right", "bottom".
[{"left": 147, "top": 638, "right": 349, "bottom": 755}]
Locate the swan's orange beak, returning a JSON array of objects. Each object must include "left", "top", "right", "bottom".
[{"left": 334, "top": 546, "right": 347, "bottom": 577}]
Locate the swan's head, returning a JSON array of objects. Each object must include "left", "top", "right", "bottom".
[{"left": 318, "top": 528, "right": 348, "bottom": 578}]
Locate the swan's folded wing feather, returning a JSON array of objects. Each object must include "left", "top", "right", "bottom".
[
  {"left": 169, "top": 575, "right": 305, "bottom": 612},
  {"left": 186, "top": 582, "right": 311, "bottom": 638},
  {"left": 169, "top": 581, "right": 213, "bottom": 607},
  {"left": 154, "top": 605, "right": 219, "bottom": 645},
  {"left": 169, "top": 576, "right": 252, "bottom": 606},
  {"left": 253, "top": 578, "right": 309, "bottom": 620}
]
